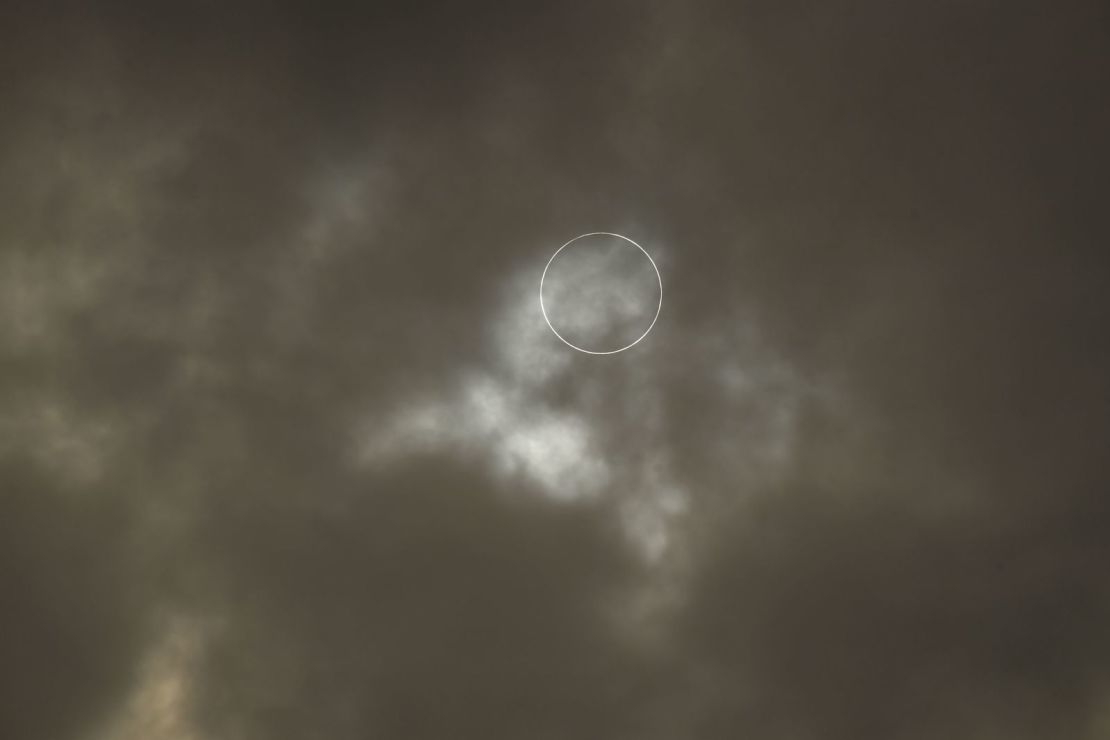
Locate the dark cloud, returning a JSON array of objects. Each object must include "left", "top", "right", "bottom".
[
  {"left": 1, "top": 1, "right": 1108, "bottom": 739},
  {"left": 680, "top": 484, "right": 1110, "bottom": 739},
  {"left": 0, "top": 460, "right": 154, "bottom": 740},
  {"left": 186, "top": 457, "right": 652, "bottom": 740}
]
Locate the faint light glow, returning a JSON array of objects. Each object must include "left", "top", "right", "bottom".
[
  {"left": 355, "top": 376, "right": 610, "bottom": 499},
  {"left": 540, "top": 232, "right": 662, "bottom": 355},
  {"left": 351, "top": 251, "right": 804, "bottom": 562},
  {"left": 93, "top": 617, "right": 206, "bottom": 740}
]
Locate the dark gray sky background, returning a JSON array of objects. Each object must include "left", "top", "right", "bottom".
[{"left": 2, "top": 2, "right": 1109, "bottom": 739}]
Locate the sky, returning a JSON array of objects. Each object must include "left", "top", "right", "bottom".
[{"left": 1, "top": 2, "right": 1109, "bottom": 739}]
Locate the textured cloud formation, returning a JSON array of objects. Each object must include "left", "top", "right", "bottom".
[
  {"left": 541, "top": 233, "right": 660, "bottom": 352},
  {"left": 2, "top": 2, "right": 1109, "bottom": 740}
]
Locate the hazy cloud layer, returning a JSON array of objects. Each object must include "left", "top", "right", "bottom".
[
  {"left": 2, "top": 2, "right": 1109, "bottom": 739},
  {"left": 541, "top": 233, "right": 660, "bottom": 352}
]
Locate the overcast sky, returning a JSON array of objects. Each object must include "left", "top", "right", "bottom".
[{"left": 2, "top": 2, "right": 1109, "bottom": 739}]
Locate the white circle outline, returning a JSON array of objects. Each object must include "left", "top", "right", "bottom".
[{"left": 539, "top": 232, "right": 662, "bottom": 355}]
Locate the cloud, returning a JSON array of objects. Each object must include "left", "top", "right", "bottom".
[
  {"left": 1, "top": 2, "right": 1108, "bottom": 739},
  {"left": 0, "top": 459, "right": 156, "bottom": 740},
  {"left": 183, "top": 457, "right": 655, "bottom": 740}
]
